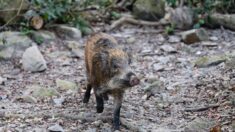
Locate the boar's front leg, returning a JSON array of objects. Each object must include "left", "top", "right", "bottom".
[
  {"left": 94, "top": 88, "right": 104, "bottom": 113},
  {"left": 113, "top": 91, "right": 124, "bottom": 130},
  {"left": 83, "top": 83, "right": 92, "bottom": 103}
]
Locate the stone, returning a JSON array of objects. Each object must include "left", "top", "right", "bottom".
[
  {"left": 209, "top": 36, "right": 219, "bottom": 41},
  {"left": 56, "top": 79, "right": 77, "bottom": 91},
  {"left": 27, "top": 85, "right": 59, "bottom": 99},
  {"left": 194, "top": 55, "right": 227, "bottom": 68},
  {"left": 0, "top": 0, "right": 29, "bottom": 24},
  {"left": 0, "top": 32, "right": 35, "bottom": 60},
  {"left": 51, "top": 25, "right": 82, "bottom": 40},
  {"left": 168, "top": 36, "right": 181, "bottom": 43},
  {"left": 22, "top": 46, "right": 47, "bottom": 72},
  {"left": 184, "top": 117, "right": 215, "bottom": 132},
  {"left": 160, "top": 45, "right": 177, "bottom": 53},
  {"left": 0, "top": 76, "right": 6, "bottom": 85},
  {"left": 167, "top": 6, "right": 194, "bottom": 30},
  {"left": 181, "top": 28, "right": 209, "bottom": 44},
  {"left": 48, "top": 124, "right": 64, "bottom": 132},
  {"left": 133, "top": 0, "right": 165, "bottom": 21},
  {"left": 152, "top": 63, "right": 164, "bottom": 72},
  {"left": 30, "top": 30, "right": 56, "bottom": 43},
  {"left": 53, "top": 97, "right": 65, "bottom": 107},
  {"left": 126, "top": 37, "right": 136, "bottom": 44},
  {"left": 15, "top": 95, "right": 37, "bottom": 103}
]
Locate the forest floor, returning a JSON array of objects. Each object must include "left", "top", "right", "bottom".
[{"left": 0, "top": 25, "right": 234, "bottom": 132}]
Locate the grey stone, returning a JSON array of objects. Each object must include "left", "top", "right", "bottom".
[
  {"left": 133, "top": 0, "right": 165, "bottom": 21},
  {"left": 53, "top": 97, "right": 65, "bottom": 107},
  {"left": 160, "top": 45, "right": 177, "bottom": 53},
  {"left": 168, "top": 36, "right": 181, "bottom": 43},
  {"left": 168, "top": 6, "right": 194, "bottom": 30},
  {"left": 0, "top": 76, "right": 6, "bottom": 85},
  {"left": 184, "top": 117, "right": 215, "bottom": 132},
  {"left": 194, "top": 55, "right": 227, "bottom": 68},
  {"left": 0, "top": 32, "right": 35, "bottom": 60},
  {"left": 48, "top": 124, "right": 64, "bottom": 132},
  {"left": 15, "top": 95, "right": 37, "bottom": 103},
  {"left": 22, "top": 46, "right": 47, "bottom": 72},
  {"left": 181, "top": 28, "right": 209, "bottom": 44}
]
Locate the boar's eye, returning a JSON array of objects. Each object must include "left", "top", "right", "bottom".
[{"left": 112, "top": 63, "right": 119, "bottom": 69}]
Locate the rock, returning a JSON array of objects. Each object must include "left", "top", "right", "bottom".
[
  {"left": 167, "top": 6, "right": 194, "bottom": 30},
  {"left": 30, "top": 30, "right": 56, "bottom": 43},
  {"left": 0, "top": 76, "right": 6, "bottom": 85},
  {"left": 0, "top": 0, "right": 29, "bottom": 24},
  {"left": 209, "top": 36, "right": 219, "bottom": 41},
  {"left": 181, "top": 28, "right": 209, "bottom": 44},
  {"left": 160, "top": 45, "right": 177, "bottom": 53},
  {"left": 126, "top": 37, "right": 136, "bottom": 44},
  {"left": 56, "top": 79, "right": 77, "bottom": 91},
  {"left": 51, "top": 25, "right": 82, "bottom": 40},
  {"left": 22, "top": 46, "right": 47, "bottom": 72},
  {"left": 152, "top": 63, "right": 164, "bottom": 72},
  {"left": 48, "top": 124, "right": 64, "bottom": 132},
  {"left": 184, "top": 117, "right": 215, "bottom": 132},
  {"left": 201, "top": 41, "right": 218, "bottom": 47},
  {"left": 225, "top": 53, "right": 235, "bottom": 69},
  {"left": 65, "top": 41, "right": 83, "bottom": 50},
  {"left": 168, "top": 36, "right": 181, "bottom": 43},
  {"left": 133, "top": 0, "right": 165, "bottom": 21},
  {"left": 27, "top": 85, "right": 59, "bottom": 99},
  {"left": 144, "top": 80, "right": 164, "bottom": 99},
  {"left": 194, "top": 55, "right": 227, "bottom": 68},
  {"left": 53, "top": 97, "right": 65, "bottom": 107},
  {"left": 32, "top": 128, "right": 47, "bottom": 132},
  {"left": 15, "top": 95, "right": 37, "bottom": 103},
  {"left": 0, "top": 32, "right": 35, "bottom": 60}
]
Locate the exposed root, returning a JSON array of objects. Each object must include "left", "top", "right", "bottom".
[
  {"left": 109, "top": 16, "right": 169, "bottom": 31},
  {"left": 184, "top": 104, "right": 220, "bottom": 112}
]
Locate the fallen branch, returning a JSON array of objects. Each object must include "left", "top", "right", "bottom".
[
  {"left": 109, "top": 16, "right": 169, "bottom": 31},
  {"left": 184, "top": 104, "right": 220, "bottom": 112}
]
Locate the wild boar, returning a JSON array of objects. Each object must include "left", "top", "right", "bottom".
[{"left": 83, "top": 32, "right": 139, "bottom": 130}]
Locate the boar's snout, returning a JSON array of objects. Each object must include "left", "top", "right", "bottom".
[{"left": 126, "top": 72, "right": 139, "bottom": 87}]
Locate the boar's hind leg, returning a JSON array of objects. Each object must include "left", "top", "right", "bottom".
[
  {"left": 113, "top": 92, "right": 123, "bottom": 130},
  {"left": 83, "top": 83, "right": 92, "bottom": 103},
  {"left": 94, "top": 88, "right": 104, "bottom": 113}
]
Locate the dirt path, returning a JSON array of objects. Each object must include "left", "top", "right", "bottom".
[{"left": 0, "top": 27, "right": 234, "bottom": 132}]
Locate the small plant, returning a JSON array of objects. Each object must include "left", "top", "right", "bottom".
[{"left": 165, "top": 24, "right": 175, "bottom": 35}]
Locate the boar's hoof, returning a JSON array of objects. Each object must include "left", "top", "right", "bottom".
[{"left": 96, "top": 106, "right": 104, "bottom": 113}]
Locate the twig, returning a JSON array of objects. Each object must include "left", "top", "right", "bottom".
[
  {"left": 0, "top": 0, "right": 24, "bottom": 30},
  {"left": 109, "top": 16, "right": 169, "bottom": 31},
  {"left": 184, "top": 104, "right": 220, "bottom": 112}
]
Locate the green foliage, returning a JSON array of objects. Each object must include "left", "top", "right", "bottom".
[
  {"left": 0, "top": 0, "right": 7, "bottom": 9},
  {"left": 165, "top": 24, "right": 175, "bottom": 35},
  {"left": 166, "top": 0, "right": 177, "bottom": 7}
]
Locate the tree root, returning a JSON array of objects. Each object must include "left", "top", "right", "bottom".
[
  {"left": 109, "top": 16, "right": 169, "bottom": 31},
  {"left": 184, "top": 104, "right": 220, "bottom": 112}
]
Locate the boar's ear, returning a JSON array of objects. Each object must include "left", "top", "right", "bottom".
[{"left": 92, "top": 51, "right": 110, "bottom": 74}]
